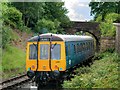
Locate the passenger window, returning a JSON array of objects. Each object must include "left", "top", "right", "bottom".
[
  {"left": 83, "top": 43, "right": 85, "bottom": 50},
  {"left": 66, "top": 46, "right": 68, "bottom": 56},
  {"left": 87, "top": 42, "right": 89, "bottom": 50},
  {"left": 86, "top": 42, "right": 88, "bottom": 50},
  {"left": 88, "top": 42, "right": 89, "bottom": 50},
  {"left": 85, "top": 42, "right": 87, "bottom": 50},
  {"left": 91, "top": 42, "right": 93, "bottom": 49},
  {"left": 76, "top": 44, "right": 77, "bottom": 53},
  {"left": 90, "top": 42, "right": 91, "bottom": 49},
  {"left": 78, "top": 44, "right": 79, "bottom": 52},
  {"left": 74, "top": 45, "right": 76, "bottom": 53},
  {"left": 77, "top": 44, "right": 79, "bottom": 53},
  {"left": 89, "top": 42, "right": 90, "bottom": 50},
  {"left": 92, "top": 41, "right": 94, "bottom": 49},
  {"left": 81, "top": 43, "right": 83, "bottom": 52},
  {"left": 68, "top": 44, "right": 70, "bottom": 56}
]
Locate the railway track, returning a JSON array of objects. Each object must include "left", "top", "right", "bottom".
[{"left": 0, "top": 74, "right": 30, "bottom": 90}]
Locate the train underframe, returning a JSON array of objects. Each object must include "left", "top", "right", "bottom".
[
  {"left": 27, "top": 70, "right": 65, "bottom": 86},
  {"left": 27, "top": 56, "right": 94, "bottom": 87}
]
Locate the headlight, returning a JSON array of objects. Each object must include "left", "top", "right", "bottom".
[
  {"left": 53, "top": 70, "right": 60, "bottom": 77},
  {"left": 27, "top": 70, "right": 35, "bottom": 79}
]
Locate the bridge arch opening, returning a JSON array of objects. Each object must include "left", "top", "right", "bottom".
[
  {"left": 74, "top": 30, "right": 100, "bottom": 52},
  {"left": 64, "top": 21, "right": 101, "bottom": 52}
]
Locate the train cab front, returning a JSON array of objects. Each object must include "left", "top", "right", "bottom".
[{"left": 26, "top": 36, "right": 66, "bottom": 84}]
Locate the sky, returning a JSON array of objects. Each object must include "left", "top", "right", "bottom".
[{"left": 63, "top": 0, "right": 93, "bottom": 21}]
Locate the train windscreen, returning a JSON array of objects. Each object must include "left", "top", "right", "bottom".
[
  {"left": 40, "top": 44, "right": 61, "bottom": 60},
  {"left": 40, "top": 44, "right": 49, "bottom": 59},
  {"left": 51, "top": 44, "right": 61, "bottom": 60},
  {"left": 29, "top": 44, "right": 37, "bottom": 59}
]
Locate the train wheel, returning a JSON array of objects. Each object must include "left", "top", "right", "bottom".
[
  {"left": 37, "top": 83, "right": 42, "bottom": 90},
  {"left": 37, "top": 81, "right": 46, "bottom": 90}
]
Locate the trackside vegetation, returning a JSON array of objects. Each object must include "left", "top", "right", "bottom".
[
  {"left": 2, "top": 45, "right": 26, "bottom": 79},
  {"left": 62, "top": 51, "right": 120, "bottom": 88}
]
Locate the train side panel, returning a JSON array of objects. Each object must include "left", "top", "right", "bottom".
[{"left": 65, "top": 40, "right": 94, "bottom": 70}]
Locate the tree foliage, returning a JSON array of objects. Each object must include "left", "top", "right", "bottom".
[
  {"left": 10, "top": 2, "right": 45, "bottom": 28},
  {"left": 43, "top": 2, "right": 70, "bottom": 28},
  {"left": 2, "top": 2, "right": 71, "bottom": 48},
  {"left": 96, "top": 13, "right": 119, "bottom": 37},
  {"left": 4, "top": 7, "right": 22, "bottom": 28},
  {"left": 2, "top": 3, "right": 23, "bottom": 48},
  {"left": 35, "top": 18, "right": 61, "bottom": 33},
  {"left": 89, "top": 1, "right": 120, "bottom": 36},
  {"left": 2, "top": 3, "right": 11, "bottom": 48},
  {"left": 10, "top": 2, "right": 71, "bottom": 32},
  {"left": 89, "top": 2, "right": 120, "bottom": 21}
]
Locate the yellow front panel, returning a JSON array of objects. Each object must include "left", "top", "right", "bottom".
[{"left": 26, "top": 41, "right": 66, "bottom": 71}]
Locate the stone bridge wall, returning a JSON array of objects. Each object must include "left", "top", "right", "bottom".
[{"left": 100, "top": 37, "right": 115, "bottom": 52}]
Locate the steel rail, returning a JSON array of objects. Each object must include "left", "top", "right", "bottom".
[{"left": 0, "top": 74, "right": 30, "bottom": 90}]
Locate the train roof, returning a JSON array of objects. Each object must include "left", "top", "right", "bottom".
[{"left": 28, "top": 33, "right": 93, "bottom": 42}]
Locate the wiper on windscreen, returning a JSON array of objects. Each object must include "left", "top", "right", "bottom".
[
  {"left": 51, "top": 43, "right": 57, "bottom": 49},
  {"left": 33, "top": 43, "right": 37, "bottom": 49}
]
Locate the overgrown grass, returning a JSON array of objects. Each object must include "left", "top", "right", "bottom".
[
  {"left": 62, "top": 52, "right": 120, "bottom": 88},
  {"left": 2, "top": 45, "right": 26, "bottom": 79},
  {"left": 2, "top": 26, "right": 19, "bottom": 48},
  {"left": 0, "top": 48, "right": 2, "bottom": 72}
]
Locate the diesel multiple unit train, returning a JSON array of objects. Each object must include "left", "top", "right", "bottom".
[{"left": 26, "top": 33, "right": 94, "bottom": 86}]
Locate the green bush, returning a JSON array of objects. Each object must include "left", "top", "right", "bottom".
[
  {"left": 4, "top": 6, "right": 22, "bottom": 28},
  {"left": 18, "top": 24, "right": 32, "bottom": 33},
  {"left": 96, "top": 13, "right": 119, "bottom": 37},
  {"left": 75, "top": 66, "right": 91, "bottom": 75},
  {"left": 7, "top": 7, "right": 22, "bottom": 25},
  {"left": 35, "top": 18, "right": 61, "bottom": 33},
  {"left": 0, "top": 48, "right": 2, "bottom": 72},
  {"left": 62, "top": 52, "right": 120, "bottom": 88}
]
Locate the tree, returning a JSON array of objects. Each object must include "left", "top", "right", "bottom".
[
  {"left": 4, "top": 7, "right": 22, "bottom": 28},
  {"left": 96, "top": 13, "right": 119, "bottom": 37},
  {"left": 43, "top": 2, "right": 71, "bottom": 28},
  {"left": 10, "top": 2, "right": 71, "bottom": 31},
  {"left": 35, "top": 18, "right": 61, "bottom": 33},
  {"left": 89, "top": 2, "right": 120, "bottom": 21},
  {"left": 10, "top": 2, "right": 45, "bottom": 28},
  {"left": 42, "top": 2, "right": 71, "bottom": 33}
]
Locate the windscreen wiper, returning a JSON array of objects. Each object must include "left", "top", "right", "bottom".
[{"left": 51, "top": 43, "right": 57, "bottom": 49}]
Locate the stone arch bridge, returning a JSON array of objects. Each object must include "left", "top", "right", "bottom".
[{"left": 64, "top": 21, "right": 101, "bottom": 52}]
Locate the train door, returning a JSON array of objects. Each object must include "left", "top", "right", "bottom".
[
  {"left": 39, "top": 42, "right": 50, "bottom": 71},
  {"left": 66, "top": 43, "right": 72, "bottom": 69}
]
